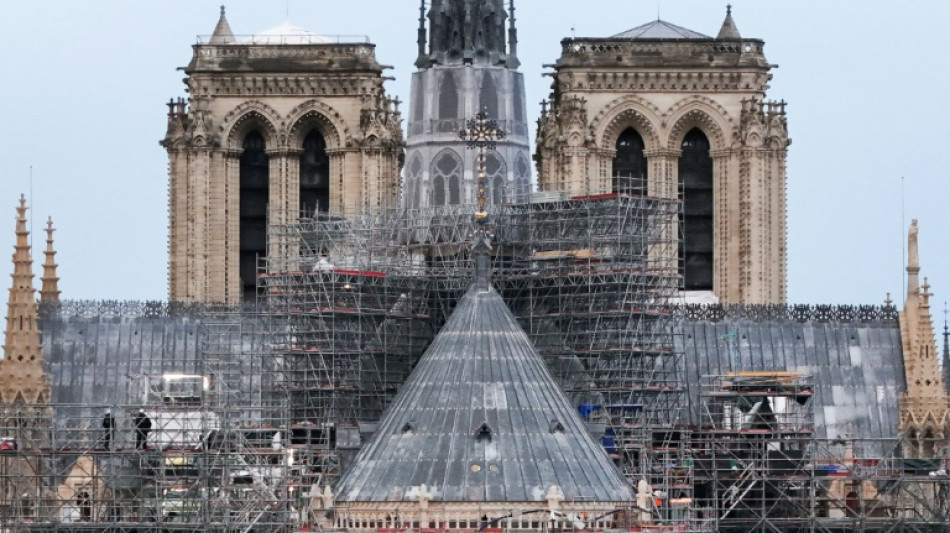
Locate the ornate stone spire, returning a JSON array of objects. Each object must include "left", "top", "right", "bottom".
[
  {"left": 716, "top": 4, "right": 742, "bottom": 40},
  {"left": 40, "top": 217, "right": 60, "bottom": 305},
  {"left": 424, "top": 0, "right": 510, "bottom": 66},
  {"left": 898, "top": 219, "right": 950, "bottom": 456},
  {"left": 210, "top": 5, "right": 236, "bottom": 44},
  {"left": 0, "top": 196, "right": 50, "bottom": 404},
  {"left": 900, "top": 220, "right": 942, "bottom": 397}
]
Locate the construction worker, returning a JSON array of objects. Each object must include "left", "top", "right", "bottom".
[
  {"left": 132, "top": 409, "right": 152, "bottom": 449},
  {"left": 102, "top": 409, "right": 115, "bottom": 450}
]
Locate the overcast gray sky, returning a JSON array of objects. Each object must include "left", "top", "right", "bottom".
[{"left": 1, "top": 1, "right": 947, "bottom": 309}]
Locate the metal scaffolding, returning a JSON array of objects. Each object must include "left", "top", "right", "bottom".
[
  {"left": 259, "top": 193, "right": 695, "bottom": 530},
  {"left": 0, "top": 308, "right": 301, "bottom": 533},
  {"left": 3, "top": 195, "right": 948, "bottom": 532},
  {"left": 696, "top": 372, "right": 950, "bottom": 532}
]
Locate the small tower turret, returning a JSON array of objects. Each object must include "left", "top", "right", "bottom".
[
  {"left": 716, "top": 4, "right": 741, "bottom": 40},
  {"left": 209, "top": 5, "right": 235, "bottom": 44}
]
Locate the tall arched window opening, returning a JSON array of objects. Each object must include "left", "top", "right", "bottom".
[
  {"left": 240, "top": 131, "right": 268, "bottom": 302},
  {"left": 479, "top": 73, "right": 499, "bottom": 119},
  {"left": 515, "top": 153, "right": 531, "bottom": 202},
  {"left": 484, "top": 153, "right": 507, "bottom": 205},
  {"left": 405, "top": 153, "right": 423, "bottom": 209},
  {"left": 439, "top": 73, "right": 458, "bottom": 121},
  {"left": 300, "top": 130, "right": 329, "bottom": 215},
  {"left": 678, "top": 128, "right": 713, "bottom": 291},
  {"left": 612, "top": 128, "right": 647, "bottom": 194}
]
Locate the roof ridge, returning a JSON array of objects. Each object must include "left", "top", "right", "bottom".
[{"left": 612, "top": 18, "right": 711, "bottom": 40}]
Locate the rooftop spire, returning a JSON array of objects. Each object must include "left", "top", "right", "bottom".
[
  {"left": 716, "top": 4, "right": 742, "bottom": 40},
  {"left": 40, "top": 217, "right": 60, "bottom": 305},
  {"left": 898, "top": 220, "right": 944, "bottom": 398},
  {"left": 1, "top": 195, "right": 50, "bottom": 404},
  {"left": 415, "top": 0, "right": 428, "bottom": 67},
  {"left": 507, "top": 0, "right": 520, "bottom": 68},
  {"left": 210, "top": 5, "right": 236, "bottom": 44}
]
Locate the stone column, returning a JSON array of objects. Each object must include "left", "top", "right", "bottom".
[
  {"left": 167, "top": 147, "right": 189, "bottom": 301},
  {"left": 718, "top": 149, "right": 743, "bottom": 303},
  {"left": 207, "top": 149, "right": 229, "bottom": 301},
  {"left": 187, "top": 147, "right": 212, "bottom": 302},
  {"left": 646, "top": 150, "right": 679, "bottom": 276},
  {"left": 268, "top": 149, "right": 301, "bottom": 266},
  {"left": 223, "top": 150, "right": 242, "bottom": 304}
]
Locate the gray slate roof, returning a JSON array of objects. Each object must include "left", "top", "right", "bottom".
[
  {"left": 677, "top": 318, "right": 905, "bottom": 447},
  {"left": 335, "top": 282, "right": 634, "bottom": 503},
  {"left": 613, "top": 20, "right": 711, "bottom": 40}
]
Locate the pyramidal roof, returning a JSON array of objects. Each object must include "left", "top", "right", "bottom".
[
  {"left": 335, "top": 281, "right": 633, "bottom": 503},
  {"left": 613, "top": 19, "right": 710, "bottom": 39},
  {"left": 716, "top": 6, "right": 742, "bottom": 40},
  {"left": 209, "top": 6, "right": 235, "bottom": 44}
]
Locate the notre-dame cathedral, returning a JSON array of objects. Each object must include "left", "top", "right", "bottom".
[{"left": 2, "top": 3, "right": 949, "bottom": 531}]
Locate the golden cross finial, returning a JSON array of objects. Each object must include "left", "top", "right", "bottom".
[{"left": 460, "top": 109, "right": 505, "bottom": 222}]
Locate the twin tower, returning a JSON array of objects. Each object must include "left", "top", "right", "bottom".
[{"left": 164, "top": 3, "right": 788, "bottom": 305}]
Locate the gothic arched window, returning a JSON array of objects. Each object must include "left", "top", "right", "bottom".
[
  {"left": 613, "top": 128, "right": 647, "bottom": 194},
  {"left": 484, "top": 153, "right": 507, "bottom": 205},
  {"left": 439, "top": 72, "right": 458, "bottom": 121},
  {"left": 431, "top": 150, "right": 461, "bottom": 206},
  {"left": 678, "top": 128, "right": 713, "bottom": 291},
  {"left": 300, "top": 130, "right": 329, "bottom": 216},
  {"left": 240, "top": 131, "right": 268, "bottom": 302},
  {"left": 405, "top": 152, "right": 423, "bottom": 209},
  {"left": 515, "top": 152, "right": 531, "bottom": 201},
  {"left": 479, "top": 72, "right": 499, "bottom": 119}
]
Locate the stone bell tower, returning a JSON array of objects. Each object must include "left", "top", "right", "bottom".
[
  {"left": 536, "top": 7, "right": 788, "bottom": 304},
  {"left": 164, "top": 8, "right": 405, "bottom": 303},
  {"left": 403, "top": 0, "right": 532, "bottom": 210}
]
